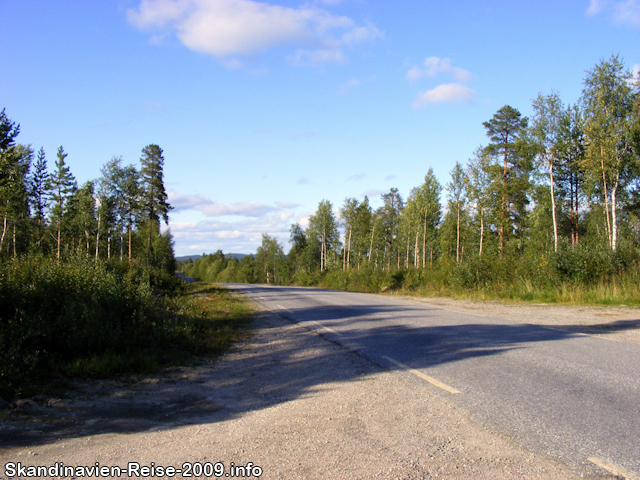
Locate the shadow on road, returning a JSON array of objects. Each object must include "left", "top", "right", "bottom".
[{"left": 0, "top": 284, "right": 634, "bottom": 450}]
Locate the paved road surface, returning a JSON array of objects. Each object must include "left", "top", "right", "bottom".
[{"left": 226, "top": 283, "right": 640, "bottom": 478}]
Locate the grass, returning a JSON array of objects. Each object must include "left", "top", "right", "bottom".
[
  {"left": 62, "top": 282, "right": 256, "bottom": 380},
  {"left": 0, "top": 271, "right": 256, "bottom": 400}
]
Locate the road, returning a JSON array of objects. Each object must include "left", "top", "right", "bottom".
[{"left": 227, "top": 283, "right": 640, "bottom": 478}]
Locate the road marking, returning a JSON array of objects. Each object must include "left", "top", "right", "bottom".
[
  {"left": 311, "top": 321, "right": 339, "bottom": 335},
  {"left": 277, "top": 305, "right": 339, "bottom": 335},
  {"left": 382, "top": 356, "right": 460, "bottom": 394},
  {"left": 588, "top": 457, "right": 639, "bottom": 480}
]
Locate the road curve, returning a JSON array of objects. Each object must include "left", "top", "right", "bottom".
[{"left": 225, "top": 283, "right": 640, "bottom": 478}]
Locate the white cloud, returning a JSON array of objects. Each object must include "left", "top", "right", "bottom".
[
  {"left": 170, "top": 209, "right": 296, "bottom": 254},
  {"left": 632, "top": 63, "right": 640, "bottom": 81},
  {"left": 406, "top": 57, "right": 471, "bottom": 83},
  {"left": 586, "top": 0, "right": 640, "bottom": 27},
  {"left": 169, "top": 191, "right": 280, "bottom": 217},
  {"left": 127, "top": 0, "right": 381, "bottom": 66},
  {"left": 412, "top": 83, "right": 475, "bottom": 108}
]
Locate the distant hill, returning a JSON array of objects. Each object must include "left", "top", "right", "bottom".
[{"left": 175, "top": 253, "right": 251, "bottom": 262}]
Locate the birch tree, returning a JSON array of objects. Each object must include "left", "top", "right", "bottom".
[
  {"left": 466, "top": 148, "right": 491, "bottom": 257},
  {"left": 308, "top": 200, "right": 340, "bottom": 272},
  {"left": 580, "top": 55, "right": 638, "bottom": 251},
  {"left": 530, "top": 92, "right": 564, "bottom": 252}
]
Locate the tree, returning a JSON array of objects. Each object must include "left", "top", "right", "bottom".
[
  {"left": 555, "top": 104, "right": 586, "bottom": 247},
  {"left": 466, "top": 148, "right": 491, "bottom": 257},
  {"left": 288, "top": 222, "right": 310, "bottom": 274},
  {"left": 29, "top": 147, "right": 49, "bottom": 250},
  {"left": 580, "top": 55, "right": 638, "bottom": 251},
  {"left": 0, "top": 110, "right": 31, "bottom": 256},
  {"left": 72, "top": 181, "right": 97, "bottom": 254},
  {"left": 139, "top": 144, "right": 171, "bottom": 255},
  {"left": 409, "top": 169, "right": 441, "bottom": 267},
  {"left": 445, "top": 162, "right": 468, "bottom": 262},
  {"left": 307, "top": 200, "right": 340, "bottom": 272},
  {"left": 48, "top": 146, "right": 76, "bottom": 259},
  {"left": 483, "top": 105, "right": 531, "bottom": 257},
  {"left": 256, "top": 234, "right": 285, "bottom": 284},
  {"left": 352, "top": 196, "right": 373, "bottom": 269},
  {"left": 530, "top": 92, "right": 564, "bottom": 252},
  {"left": 340, "top": 198, "right": 359, "bottom": 270}
]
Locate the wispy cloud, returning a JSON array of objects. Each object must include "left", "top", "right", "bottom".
[
  {"left": 298, "top": 176, "right": 310, "bottom": 184},
  {"left": 384, "top": 174, "right": 396, "bottom": 181},
  {"left": 337, "top": 77, "right": 361, "bottom": 94},
  {"left": 586, "top": 0, "right": 640, "bottom": 27},
  {"left": 169, "top": 191, "right": 288, "bottom": 217},
  {"left": 347, "top": 172, "right": 366, "bottom": 181},
  {"left": 127, "top": 0, "right": 382, "bottom": 67},
  {"left": 412, "top": 83, "right": 475, "bottom": 108},
  {"left": 406, "top": 57, "right": 471, "bottom": 83}
]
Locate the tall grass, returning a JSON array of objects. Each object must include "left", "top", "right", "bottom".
[{"left": 315, "top": 245, "right": 640, "bottom": 306}]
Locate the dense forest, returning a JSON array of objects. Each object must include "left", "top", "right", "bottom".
[{"left": 182, "top": 55, "right": 640, "bottom": 303}]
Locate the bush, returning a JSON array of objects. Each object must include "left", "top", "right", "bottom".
[{"left": 0, "top": 255, "right": 185, "bottom": 398}]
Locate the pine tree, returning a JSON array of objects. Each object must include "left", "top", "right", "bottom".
[
  {"left": 139, "top": 144, "right": 171, "bottom": 256},
  {"left": 483, "top": 105, "right": 531, "bottom": 257},
  {"left": 48, "top": 146, "right": 76, "bottom": 259}
]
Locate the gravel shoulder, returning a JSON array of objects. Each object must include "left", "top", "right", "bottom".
[
  {"left": 394, "top": 295, "right": 640, "bottom": 344},
  {"left": 0, "top": 296, "right": 631, "bottom": 479}
]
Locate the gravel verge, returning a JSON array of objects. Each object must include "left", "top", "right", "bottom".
[{"left": 0, "top": 300, "right": 628, "bottom": 479}]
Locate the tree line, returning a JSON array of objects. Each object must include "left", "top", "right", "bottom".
[
  {"left": 183, "top": 55, "right": 640, "bottom": 294},
  {"left": 0, "top": 111, "right": 174, "bottom": 268}
]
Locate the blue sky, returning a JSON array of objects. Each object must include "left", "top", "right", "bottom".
[{"left": 1, "top": 0, "right": 638, "bottom": 256}]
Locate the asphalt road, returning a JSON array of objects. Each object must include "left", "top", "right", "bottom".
[{"left": 225, "top": 283, "right": 640, "bottom": 478}]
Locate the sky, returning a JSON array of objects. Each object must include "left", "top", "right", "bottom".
[{"left": 1, "top": 0, "right": 639, "bottom": 256}]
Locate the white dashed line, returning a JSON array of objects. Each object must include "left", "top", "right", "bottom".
[
  {"left": 382, "top": 356, "right": 460, "bottom": 394},
  {"left": 588, "top": 457, "right": 639, "bottom": 480}
]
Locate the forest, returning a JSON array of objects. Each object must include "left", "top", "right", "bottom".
[
  {"left": 182, "top": 55, "right": 640, "bottom": 304},
  {"left": 0, "top": 111, "right": 225, "bottom": 398}
]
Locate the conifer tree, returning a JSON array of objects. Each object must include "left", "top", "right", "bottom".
[
  {"left": 48, "top": 146, "right": 76, "bottom": 259},
  {"left": 29, "top": 147, "right": 49, "bottom": 250},
  {"left": 139, "top": 144, "right": 171, "bottom": 255}
]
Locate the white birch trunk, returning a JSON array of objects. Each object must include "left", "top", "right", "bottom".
[
  {"left": 549, "top": 162, "right": 558, "bottom": 252},
  {"left": 611, "top": 174, "right": 619, "bottom": 251}
]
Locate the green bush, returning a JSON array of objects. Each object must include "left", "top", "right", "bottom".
[{"left": 0, "top": 255, "right": 185, "bottom": 398}]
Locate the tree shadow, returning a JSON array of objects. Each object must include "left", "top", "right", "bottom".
[{"left": 0, "top": 284, "right": 633, "bottom": 450}]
